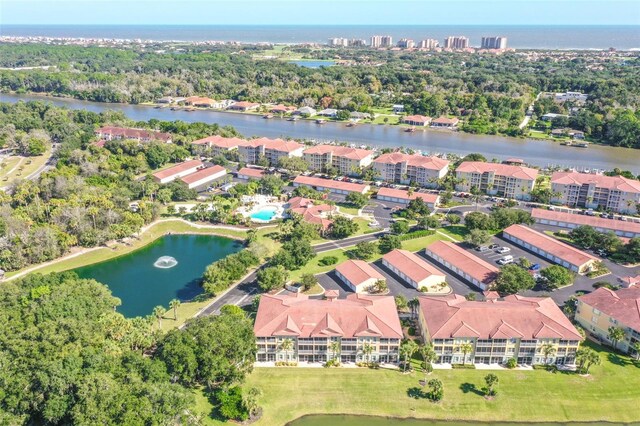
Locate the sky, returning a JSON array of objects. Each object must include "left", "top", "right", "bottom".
[{"left": 1, "top": 0, "right": 639, "bottom": 26}]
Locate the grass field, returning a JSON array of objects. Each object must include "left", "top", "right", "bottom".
[
  {"left": 193, "top": 341, "right": 640, "bottom": 425},
  {"left": 0, "top": 145, "right": 51, "bottom": 187},
  {"left": 438, "top": 225, "right": 469, "bottom": 242}
]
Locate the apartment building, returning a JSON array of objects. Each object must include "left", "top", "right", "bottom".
[
  {"left": 95, "top": 126, "right": 172, "bottom": 143},
  {"left": 190, "top": 135, "right": 244, "bottom": 156},
  {"left": 576, "top": 287, "right": 640, "bottom": 355},
  {"left": 550, "top": 172, "right": 640, "bottom": 214},
  {"left": 373, "top": 153, "right": 449, "bottom": 188},
  {"left": 370, "top": 35, "right": 393, "bottom": 48},
  {"left": 481, "top": 36, "right": 508, "bottom": 49},
  {"left": 444, "top": 36, "right": 469, "bottom": 49},
  {"left": 418, "top": 39, "right": 439, "bottom": 49},
  {"left": 303, "top": 145, "right": 374, "bottom": 176},
  {"left": 237, "top": 138, "right": 304, "bottom": 166},
  {"left": 455, "top": 161, "right": 539, "bottom": 200},
  {"left": 328, "top": 37, "right": 349, "bottom": 47},
  {"left": 418, "top": 294, "right": 583, "bottom": 365},
  {"left": 397, "top": 38, "right": 415, "bottom": 48},
  {"left": 254, "top": 293, "right": 402, "bottom": 364}
]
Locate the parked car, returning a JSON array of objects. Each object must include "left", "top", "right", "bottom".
[
  {"left": 585, "top": 209, "right": 596, "bottom": 216},
  {"left": 476, "top": 246, "right": 490, "bottom": 252},
  {"left": 495, "top": 247, "right": 511, "bottom": 254},
  {"left": 497, "top": 255, "right": 514, "bottom": 265},
  {"left": 489, "top": 244, "right": 499, "bottom": 249},
  {"left": 529, "top": 263, "right": 541, "bottom": 271}
]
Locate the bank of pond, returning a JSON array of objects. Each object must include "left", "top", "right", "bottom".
[
  {"left": 72, "top": 234, "right": 242, "bottom": 317},
  {"left": 288, "top": 416, "right": 639, "bottom": 426}
]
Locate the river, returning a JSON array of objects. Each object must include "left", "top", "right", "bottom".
[{"left": 2, "top": 93, "right": 640, "bottom": 174}]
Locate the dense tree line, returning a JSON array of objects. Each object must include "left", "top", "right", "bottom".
[{"left": 2, "top": 44, "right": 639, "bottom": 145}]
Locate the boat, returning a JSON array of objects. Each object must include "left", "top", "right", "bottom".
[
  {"left": 170, "top": 107, "right": 177, "bottom": 111},
  {"left": 560, "top": 141, "right": 572, "bottom": 146},
  {"left": 263, "top": 114, "right": 274, "bottom": 119},
  {"left": 287, "top": 116, "right": 298, "bottom": 122},
  {"left": 346, "top": 122, "right": 356, "bottom": 127},
  {"left": 315, "top": 119, "right": 326, "bottom": 125},
  {"left": 405, "top": 126, "right": 416, "bottom": 133},
  {"left": 574, "top": 142, "right": 589, "bottom": 148}
]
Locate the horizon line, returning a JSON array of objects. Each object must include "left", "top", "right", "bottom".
[{"left": 3, "top": 23, "right": 640, "bottom": 27}]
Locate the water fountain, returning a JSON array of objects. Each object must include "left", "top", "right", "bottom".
[{"left": 153, "top": 255, "right": 178, "bottom": 269}]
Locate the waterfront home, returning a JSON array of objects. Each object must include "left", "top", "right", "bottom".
[
  {"left": 502, "top": 224, "right": 597, "bottom": 274},
  {"left": 335, "top": 259, "right": 385, "bottom": 293},
  {"left": 431, "top": 116, "right": 459, "bottom": 129},
  {"left": 190, "top": 135, "right": 244, "bottom": 156},
  {"left": 424, "top": 240, "right": 499, "bottom": 290},
  {"left": 287, "top": 196, "right": 335, "bottom": 233},
  {"left": 295, "top": 106, "right": 317, "bottom": 116},
  {"left": 418, "top": 293, "right": 582, "bottom": 365},
  {"left": 317, "top": 108, "right": 338, "bottom": 117},
  {"left": 237, "top": 137, "right": 304, "bottom": 166},
  {"left": 254, "top": 293, "right": 402, "bottom": 363},
  {"left": 381, "top": 249, "right": 446, "bottom": 291},
  {"left": 455, "top": 161, "right": 538, "bottom": 200},
  {"left": 373, "top": 152, "right": 449, "bottom": 188},
  {"left": 184, "top": 96, "right": 220, "bottom": 108},
  {"left": 228, "top": 101, "right": 260, "bottom": 111},
  {"left": 180, "top": 165, "right": 227, "bottom": 189},
  {"left": 350, "top": 112, "right": 371, "bottom": 120},
  {"left": 269, "top": 104, "right": 296, "bottom": 114},
  {"left": 95, "top": 126, "right": 172, "bottom": 143},
  {"left": 237, "top": 167, "right": 266, "bottom": 180},
  {"left": 402, "top": 115, "right": 432, "bottom": 126},
  {"left": 303, "top": 144, "right": 374, "bottom": 176},
  {"left": 152, "top": 159, "right": 204, "bottom": 184},
  {"left": 293, "top": 176, "right": 370, "bottom": 195},
  {"left": 376, "top": 187, "right": 439, "bottom": 209},
  {"left": 531, "top": 208, "right": 640, "bottom": 238},
  {"left": 576, "top": 287, "right": 640, "bottom": 355},
  {"left": 550, "top": 171, "right": 640, "bottom": 214}
]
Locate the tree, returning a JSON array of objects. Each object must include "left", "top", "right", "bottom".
[
  {"left": 373, "top": 279, "right": 387, "bottom": 293},
  {"left": 405, "top": 198, "right": 431, "bottom": 218},
  {"left": 631, "top": 341, "right": 640, "bottom": 361},
  {"left": 215, "top": 386, "right": 249, "bottom": 421},
  {"left": 540, "top": 343, "right": 556, "bottom": 365},
  {"left": 427, "top": 378, "right": 444, "bottom": 402},
  {"left": 576, "top": 347, "right": 601, "bottom": 374},
  {"left": 278, "top": 156, "right": 309, "bottom": 172},
  {"left": 169, "top": 298, "right": 181, "bottom": 321},
  {"left": 457, "top": 342, "right": 474, "bottom": 365},
  {"left": 378, "top": 234, "right": 401, "bottom": 253},
  {"left": 464, "top": 212, "right": 494, "bottom": 231},
  {"left": 495, "top": 264, "right": 536, "bottom": 294},
  {"left": 257, "top": 265, "right": 289, "bottom": 291},
  {"left": 420, "top": 343, "right": 437, "bottom": 372},
  {"left": 345, "top": 192, "right": 369, "bottom": 208},
  {"left": 330, "top": 340, "right": 341, "bottom": 361},
  {"left": 329, "top": 216, "right": 358, "bottom": 239},
  {"left": 279, "top": 338, "right": 294, "bottom": 360},
  {"left": 300, "top": 273, "right": 318, "bottom": 291},
  {"left": 464, "top": 229, "right": 492, "bottom": 248},
  {"left": 400, "top": 339, "right": 419, "bottom": 372},
  {"left": 395, "top": 295, "right": 409, "bottom": 312},
  {"left": 391, "top": 220, "right": 410, "bottom": 235},
  {"left": 153, "top": 305, "right": 166, "bottom": 330},
  {"left": 362, "top": 342, "right": 374, "bottom": 364},
  {"left": 408, "top": 297, "right": 420, "bottom": 320},
  {"left": 540, "top": 265, "right": 574, "bottom": 290},
  {"left": 242, "top": 387, "right": 263, "bottom": 419},
  {"left": 484, "top": 373, "right": 499, "bottom": 397},
  {"left": 608, "top": 326, "right": 625, "bottom": 351},
  {"left": 259, "top": 175, "right": 285, "bottom": 195},
  {"left": 518, "top": 257, "right": 531, "bottom": 269},
  {"left": 417, "top": 215, "right": 440, "bottom": 230},
  {"left": 351, "top": 241, "right": 378, "bottom": 260},
  {"left": 446, "top": 213, "right": 461, "bottom": 224},
  {"left": 569, "top": 225, "right": 601, "bottom": 249}
]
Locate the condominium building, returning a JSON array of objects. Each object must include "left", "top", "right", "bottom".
[
  {"left": 190, "top": 135, "right": 244, "bottom": 156},
  {"left": 576, "top": 287, "right": 640, "bottom": 355},
  {"left": 373, "top": 152, "right": 450, "bottom": 188},
  {"left": 370, "top": 35, "right": 393, "bottom": 48},
  {"left": 531, "top": 208, "right": 640, "bottom": 239},
  {"left": 418, "top": 294, "right": 583, "bottom": 365},
  {"left": 455, "top": 161, "right": 539, "bottom": 200},
  {"left": 328, "top": 37, "right": 349, "bottom": 47},
  {"left": 444, "top": 36, "right": 469, "bottom": 49},
  {"left": 303, "top": 145, "right": 374, "bottom": 176},
  {"left": 481, "top": 36, "right": 508, "bottom": 49},
  {"left": 95, "top": 126, "right": 172, "bottom": 143},
  {"left": 397, "top": 38, "right": 415, "bottom": 49},
  {"left": 550, "top": 172, "right": 640, "bottom": 214},
  {"left": 418, "top": 39, "right": 439, "bottom": 49},
  {"left": 254, "top": 293, "right": 402, "bottom": 364},
  {"left": 237, "top": 137, "right": 304, "bottom": 166}
]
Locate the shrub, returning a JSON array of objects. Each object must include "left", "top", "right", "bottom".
[
  {"left": 451, "top": 364, "right": 476, "bottom": 369},
  {"left": 318, "top": 256, "right": 338, "bottom": 266},
  {"left": 215, "top": 386, "right": 249, "bottom": 421},
  {"left": 398, "top": 229, "right": 435, "bottom": 241},
  {"left": 506, "top": 358, "right": 517, "bottom": 369},
  {"left": 274, "top": 361, "right": 298, "bottom": 367}
]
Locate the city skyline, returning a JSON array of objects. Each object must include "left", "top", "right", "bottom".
[{"left": 2, "top": 0, "right": 639, "bottom": 25}]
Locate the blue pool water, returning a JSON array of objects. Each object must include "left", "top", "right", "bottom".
[{"left": 250, "top": 207, "right": 278, "bottom": 221}]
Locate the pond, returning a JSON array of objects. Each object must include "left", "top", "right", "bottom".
[
  {"left": 288, "top": 60, "right": 336, "bottom": 68},
  {"left": 73, "top": 234, "right": 243, "bottom": 317},
  {"left": 287, "top": 416, "right": 638, "bottom": 426}
]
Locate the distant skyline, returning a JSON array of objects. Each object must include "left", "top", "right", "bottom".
[{"left": 2, "top": 0, "right": 640, "bottom": 26}]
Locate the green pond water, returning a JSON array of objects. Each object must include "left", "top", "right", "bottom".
[
  {"left": 287, "top": 417, "right": 638, "bottom": 426},
  {"left": 73, "top": 234, "right": 242, "bottom": 317}
]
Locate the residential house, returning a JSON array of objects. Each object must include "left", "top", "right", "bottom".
[
  {"left": 455, "top": 161, "right": 538, "bottom": 200},
  {"left": 431, "top": 117, "right": 459, "bottom": 129},
  {"left": 303, "top": 144, "right": 374, "bottom": 176},
  {"left": 335, "top": 260, "right": 385, "bottom": 293},
  {"left": 254, "top": 293, "right": 403, "bottom": 363},
  {"left": 295, "top": 106, "right": 317, "bottom": 116},
  {"left": 418, "top": 294, "right": 582, "bottom": 365},
  {"left": 381, "top": 249, "right": 446, "bottom": 290},
  {"left": 228, "top": 101, "right": 260, "bottom": 111},
  {"left": 392, "top": 105, "right": 405, "bottom": 113},
  {"left": 424, "top": 241, "right": 499, "bottom": 290},
  {"left": 269, "top": 104, "right": 296, "bottom": 114},
  {"left": 317, "top": 108, "right": 338, "bottom": 118},
  {"left": 373, "top": 153, "right": 449, "bottom": 188},
  {"left": 402, "top": 115, "right": 432, "bottom": 126}
]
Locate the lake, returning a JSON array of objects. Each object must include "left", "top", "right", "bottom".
[
  {"left": 72, "top": 234, "right": 242, "bottom": 317},
  {"left": 287, "top": 416, "right": 639, "bottom": 426},
  {"left": 289, "top": 60, "right": 336, "bottom": 68},
  {"left": 2, "top": 93, "right": 640, "bottom": 174}
]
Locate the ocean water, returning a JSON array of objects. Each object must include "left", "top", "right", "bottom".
[{"left": 2, "top": 25, "right": 639, "bottom": 50}]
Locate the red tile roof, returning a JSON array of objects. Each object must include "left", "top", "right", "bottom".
[
  {"left": 376, "top": 187, "right": 439, "bottom": 205},
  {"left": 336, "top": 260, "right": 385, "bottom": 287},
  {"left": 303, "top": 144, "right": 373, "bottom": 161},
  {"left": 96, "top": 126, "right": 171, "bottom": 142},
  {"left": 579, "top": 287, "right": 640, "bottom": 331},
  {"left": 531, "top": 208, "right": 640, "bottom": 235},
  {"left": 230, "top": 101, "right": 260, "bottom": 109},
  {"left": 269, "top": 104, "right": 296, "bottom": 112},
  {"left": 373, "top": 152, "right": 450, "bottom": 171},
  {"left": 551, "top": 172, "right": 640, "bottom": 194},
  {"left": 180, "top": 165, "right": 226, "bottom": 185},
  {"left": 432, "top": 116, "right": 459, "bottom": 125},
  {"left": 503, "top": 224, "right": 597, "bottom": 267},
  {"left": 382, "top": 249, "right": 445, "bottom": 284},
  {"left": 254, "top": 293, "right": 403, "bottom": 338},
  {"left": 425, "top": 240, "right": 499, "bottom": 285},
  {"left": 456, "top": 161, "right": 539, "bottom": 181},
  {"left": 293, "top": 176, "right": 369, "bottom": 194},
  {"left": 248, "top": 137, "right": 304, "bottom": 153},
  {"left": 237, "top": 167, "right": 266, "bottom": 179},
  {"left": 287, "top": 197, "right": 335, "bottom": 230},
  {"left": 419, "top": 294, "right": 583, "bottom": 340},
  {"left": 191, "top": 135, "right": 244, "bottom": 148},
  {"left": 153, "top": 160, "right": 203, "bottom": 180},
  {"left": 403, "top": 114, "right": 432, "bottom": 124}
]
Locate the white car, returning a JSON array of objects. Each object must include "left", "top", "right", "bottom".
[
  {"left": 495, "top": 247, "right": 511, "bottom": 254},
  {"left": 497, "top": 255, "right": 514, "bottom": 265}
]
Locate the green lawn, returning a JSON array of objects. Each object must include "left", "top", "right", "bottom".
[
  {"left": 438, "top": 225, "right": 469, "bottom": 242},
  {"left": 335, "top": 203, "right": 361, "bottom": 216},
  {"left": 216, "top": 341, "right": 639, "bottom": 425}
]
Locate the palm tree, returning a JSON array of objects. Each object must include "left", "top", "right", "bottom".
[
  {"left": 152, "top": 305, "right": 166, "bottom": 330},
  {"left": 362, "top": 342, "right": 374, "bottom": 364},
  {"left": 607, "top": 326, "right": 625, "bottom": 351},
  {"left": 329, "top": 340, "right": 341, "bottom": 361},
  {"left": 484, "top": 373, "right": 499, "bottom": 397},
  {"left": 279, "top": 338, "right": 294, "bottom": 361},
  {"left": 540, "top": 343, "right": 556, "bottom": 365},
  {"left": 169, "top": 299, "right": 180, "bottom": 321},
  {"left": 632, "top": 341, "right": 640, "bottom": 361},
  {"left": 576, "top": 348, "right": 602, "bottom": 374},
  {"left": 400, "top": 339, "right": 419, "bottom": 372},
  {"left": 420, "top": 343, "right": 437, "bottom": 373},
  {"left": 408, "top": 297, "right": 420, "bottom": 320},
  {"left": 470, "top": 185, "right": 482, "bottom": 211},
  {"left": 457, "top": 342, "right": 474, "bottom": 366}
]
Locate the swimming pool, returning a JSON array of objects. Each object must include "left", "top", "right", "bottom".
[{"left": 250, "top": 207, "right": 279, "bottom": 221}]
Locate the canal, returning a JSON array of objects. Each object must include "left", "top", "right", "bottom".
[{"left": 3, "top": 93, "right": 640, "bottom": 174}]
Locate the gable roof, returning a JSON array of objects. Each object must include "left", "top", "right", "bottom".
[
  {"left": 335, "top": 260, "right": 385, "bottom": 287},
  {"left": 191, "top": 135, "right": 244, "bottom": 148},
  {"left": 180, "top": 165, "right": 226, "bottom": 185},
  {"left": 456, "top": 161, "right": 539, "bottom": 181},
  {"left": 373, "top": 152, "right": 450, "bottom": 171},
  {"left": 579, "top": 287, "right": 640, "bottom": 331},
  {"left": 153, "top": 159, "right": 203, "bottom": 180},
  {"left": 551, "top": 172, "right": 640, "bottom": 194},
  {"left": 382, "top": 249, "right": 445, "bottom": 284},
  {"left": 246, "top": 137, "right": 304, "bottom": 153},
  {"left": 303, "top": 144, "right": 374, "bottom": 161},
  {"left": 376, "top": 187, "right": 439, "bottom": 204},
  {"left": 293, "top": 176, "right": 369, "bottom": 194},
  {"left": 96, "top": 126, "right": 171, "bottom": 142},
  {"left": 531, "top": 208, "right": 640, "bottom": 235},
  {"left": 425, "top": 240, "right": 499, "bottom": 285}
]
